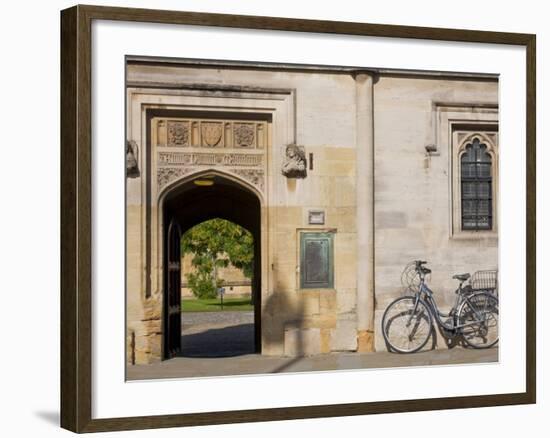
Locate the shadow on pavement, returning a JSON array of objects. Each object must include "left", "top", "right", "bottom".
[
  {"left": 269, "top": 356, "right": 305, "bottom": 373},
  {"left": 178, "top": 323, "right": 255, "bottom": 358}
]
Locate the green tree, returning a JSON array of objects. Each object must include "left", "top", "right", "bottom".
[
  {"left": 181, "top": 219, "right": 254, "bottom": 298},
  {"left": 185, "top": 254, "right": 226, "bottom": 299}
]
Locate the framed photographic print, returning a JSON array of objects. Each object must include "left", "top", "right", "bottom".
[{"left": 60, "top": 4, "right": 536, "bottom": 433}]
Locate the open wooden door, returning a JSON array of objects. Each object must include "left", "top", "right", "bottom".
[{"left": 164, "top": 218, "right": 182, "bottom": 359}]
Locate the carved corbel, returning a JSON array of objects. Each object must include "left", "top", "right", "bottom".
[
  {"left": 126, "top": 140, "right": 140, "bottom": 178},
  {"left": 281, "top": 144, "right": 307, "bottom": 178}
]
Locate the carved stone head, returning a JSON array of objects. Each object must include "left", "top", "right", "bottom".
[
  {"left": 281, "top": 144, "right": 307, "bottom": 179},
  {"left": 126, "top": 140, "right": 140, "bottom": 178}
]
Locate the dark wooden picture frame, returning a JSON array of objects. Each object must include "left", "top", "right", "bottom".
[{"left": 60, "top": 4, "right": 536, "bottom": 433}]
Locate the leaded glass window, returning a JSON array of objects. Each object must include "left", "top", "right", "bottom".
[{"left": 460, "top": 138, "right": 493, "bottom": 230}]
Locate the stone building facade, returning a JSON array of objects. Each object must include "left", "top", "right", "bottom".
[{"left": 126, "top": 58, "right": 498, "bottom": 364}]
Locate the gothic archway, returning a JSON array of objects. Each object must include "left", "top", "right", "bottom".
[{"left": 161, "top": 172, "right": 262, "bottom": 359}]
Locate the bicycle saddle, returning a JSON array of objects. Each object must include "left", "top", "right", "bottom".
[{"left": 452, "top": 273, "right": 470, "bottom": 281}]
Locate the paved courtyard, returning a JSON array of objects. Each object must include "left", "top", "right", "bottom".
[
  {"left": 178, "top": 311, "right": 255, "bottom": 357},
  {"left": 127, "top": 311, "right": 498, "bottom": 380}
]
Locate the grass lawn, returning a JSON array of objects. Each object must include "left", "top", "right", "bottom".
[{"left": 182, "top": 297, "right": 253, "bottom": 312}]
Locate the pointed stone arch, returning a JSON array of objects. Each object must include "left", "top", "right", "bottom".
[
  {"left": 159, "top": 170, "right": 265, "bottom": 358},
  {"left": 158, "top": 167, "right": 266, "bottom": 208},
  {"left": 457, "top": 131, "right": 498, "bottom": 160}
]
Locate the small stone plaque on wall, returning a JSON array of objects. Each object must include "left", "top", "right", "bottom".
[{"left": 308, "top": 210, "right": 325, "bottom": 225}]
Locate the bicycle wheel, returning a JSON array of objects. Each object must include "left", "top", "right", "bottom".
[
  {"left": 458, "top": 292, "right": 498, "bottom": 349},
  {"left": 382, "top": 296, "right": 433, "bottom": 353}
]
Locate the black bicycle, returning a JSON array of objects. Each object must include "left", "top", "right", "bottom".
[{"left": 381, "top": 260, "right": 499, "bottom": 353}]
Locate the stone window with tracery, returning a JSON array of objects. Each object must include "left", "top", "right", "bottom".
[
  {"left": 460, "top": 138, "right": 493, "bottom": 230},
  {"left": 452, "top": 129, "right": 498, "bottom": 236}
]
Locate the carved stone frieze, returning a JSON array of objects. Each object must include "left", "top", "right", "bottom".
[
  {"left": 157, "top": 167, "right": 193, "bottom": 191},
  {"left": 158, "top": 152, "right": 262, "bottom": 167},
  {"left": 232, "top": 169, "right": 265, "bottom": 192},
  {"left": 201, "top": 122, "right": 223, "bottom": 147},
  {"left": 156, "top": 117, "right": 267, "bottom": 195},
  {"left": 158, "top": 117, "right": 268, "bottom": 149},
  {"left": 157, "top": 166, "right": 264, "bottom": 193},
  {"left": 233, "top": 123, "right": 255, "bottom": 148},
  {"left": 167, "top": 121, "right": 190, "bottom": 147}
]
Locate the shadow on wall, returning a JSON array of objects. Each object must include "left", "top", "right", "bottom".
[{"left": 262, "top": 274, "right": 307, "bottom": 361}]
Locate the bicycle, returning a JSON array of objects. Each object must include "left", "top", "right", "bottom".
[{"left": 381, "top": 260, "right": 499, "bottom": 353}]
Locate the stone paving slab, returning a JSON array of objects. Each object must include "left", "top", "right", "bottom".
[{"left": 127, "top": 347, "right": 498, "bottom": 381}]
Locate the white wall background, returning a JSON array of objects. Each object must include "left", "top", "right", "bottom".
[{"left": 0, "top": 0, "right": 545, "bottom": 436}]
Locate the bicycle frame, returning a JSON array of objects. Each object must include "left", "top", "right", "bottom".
[
  {"left": 416, "top": 283, "right": 455, "bottom": 332},
  {"left": 414, "top": 279, "right": 489, "bottom": 333}
]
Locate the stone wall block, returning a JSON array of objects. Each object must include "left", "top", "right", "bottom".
[
  {"left": 284, "top": 327, "right": 321, "bottom": 356},
  {"left": 330, "top": 317, "right": 357, "bottom": 351}
]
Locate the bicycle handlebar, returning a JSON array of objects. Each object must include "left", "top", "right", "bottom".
[{"left": 415, "top": 260, "right": 431, "bottom": 275}]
